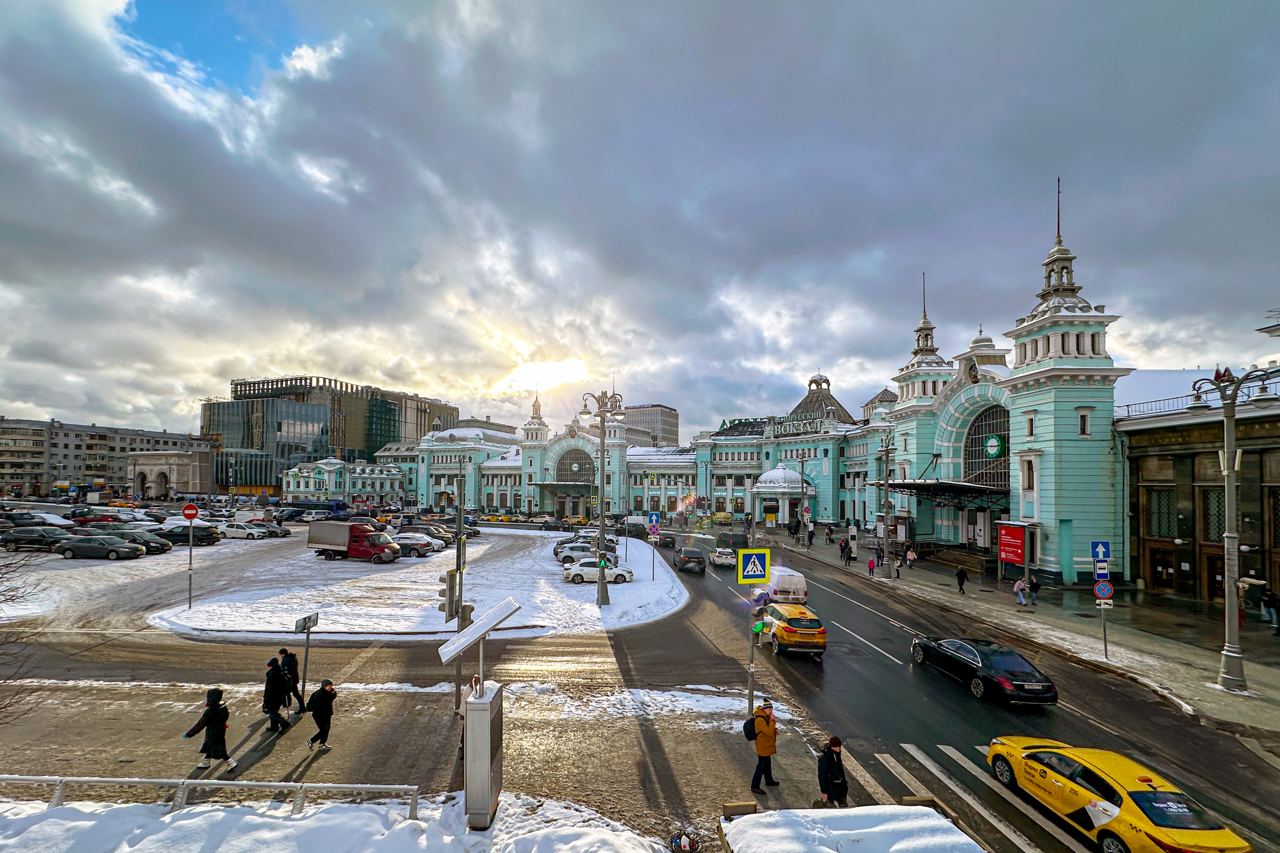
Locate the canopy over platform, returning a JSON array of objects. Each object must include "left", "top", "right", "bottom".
[{"left": 881, "top": 478, "right": 1010, "bottom": 510}]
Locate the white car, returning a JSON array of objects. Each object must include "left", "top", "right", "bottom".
[
  {"left": 392, "top": 533, "right": 444, "bottom": 557},
  {"left": 299, "top": 510, "right": 331, "bottom": 522},
  {"left": 556, "top": 542, "right": 618, "bottom": 565},
  {"left": 124, "top": 521, "right": 163, "bottom": 532},
  {"left": 529, "top": 514, "right": 556, "bottom": 523},
  {"left": 31, "top": 512, "right": 74, "bottom": 528},
  {"left": 217, "top": 522, "right": 266, "bottom": 540},
  {"left": 709, "top": 547, "right": 736, "bottom": 568},
  {"left": 563, "top": 558, "right": 633, "bottom": 585}
]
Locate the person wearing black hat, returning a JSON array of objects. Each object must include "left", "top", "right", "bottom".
[
  {"left": 306, "top": 679, "right": 338, "bottom": 751},
  {"left": 263, "top": 658, "right": 290, "bottom": 734},
  {"left": 749, "top": 701, "right": 779, "bottom": 795},
  {"left": 182, "top": 687, "right": 237, "bottom": 771},
  {"left": 817, "top": 736, "right": 848, "bottom": 807},
  {"left": 278, "top": 647, "right": 305, "bottom": 712}
]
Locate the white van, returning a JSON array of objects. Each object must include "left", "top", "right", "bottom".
[
  {"left": 300, "top": 510, "right": 331, "bottom": 523},
  {"left": 753, "top": 566, "right": 808, "bottom": 606}
]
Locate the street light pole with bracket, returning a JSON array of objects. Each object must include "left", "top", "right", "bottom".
[{"left": 581, "top": 389, "right": 624, "bottom": 607}]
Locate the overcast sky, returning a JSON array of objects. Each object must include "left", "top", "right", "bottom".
[{"left": 2, "top": 1, "right": 1278, "bottom": 441}]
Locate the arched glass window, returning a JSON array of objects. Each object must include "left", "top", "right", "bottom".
[
  {"left": 556, "top": 449, "right": 595, "bottom": 483},
  {"left": 963, "top": 405, "right": 1009, "bottom": 489}
]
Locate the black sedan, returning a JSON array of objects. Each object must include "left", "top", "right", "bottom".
[
  {"left": 155, "top": 526, "right": 222, "bottom": 546},
  {"left": 674, "top": 546, "right": 707, "bottom": 574},
  {"left": 113, "top": 530, "right": 173, "bottom": 554},
  {"left": 658, "top": 532, "right": 676, "bottom": 549},
  {"left": 910, "top": 637, "right": 1058, "bottom": 704},
  {"left": 2, "top": 527, "right": 74, "bottom": 552},
  {"left": 56, "top": 535, "right": 146, "bottom": 560},
  {"left": 539, "top": 520, "right": 571, "bottom": 531}
]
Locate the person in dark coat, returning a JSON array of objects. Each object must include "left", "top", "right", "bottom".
[
  {"left": 183, "top": 687, "right": 237, "bottom": 770},
  {"left": 263, "top": 658, "right": 290, "bottom": 734},
  {"left": 817, "top": 735, "right": 848, "bottom": 807},
  {"left": 956, "top": 567, "right": 969, "bottom": 595},
  {"left": 278, "top": 647, "right": 305, "bottom": 711},
  {"left": 306, "top": 678, "right": 338, "bottom": 750}
]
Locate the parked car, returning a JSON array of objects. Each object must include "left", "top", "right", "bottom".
[
  {"left": 155, "top": 525, "right": 222, "bottom": 546},
  {"left": 911, "top": 637, "right": 1058, "bottom": 704},
  {"left": 563, "top": 558, "right": 632, "bottom": 585},
  {"left": 2, "top": 527, "right": 74, "bottom": 552},
  {"left": 557, "top": 542, "right": 618, "bottom": 564},
  {"left": 564, "top": 515, "right": 590, "bottom": 526},
  {"left": 248, "top": 522, "right": 291, "bottom": 538},
  {"left": 2, "top": 512, "right": 51, "bottom": 527},
  {"left": 538, "top": 519, "right": 570, "bottom": 531},
  {"left": 85, "top": 522, "right": 134, "bottom": 533},
  {"left": 112, "top": 529, "right": 173, "bottom": 554},
  {"left": 402, "top": 524, "right": 454, "bottom": 545},
  {"left": 56, "top": 535, "right": 146, "bottom": 561},
  {"left": 391, "top": 532, "right": 444, "bottom": 557},
  {"left": 674, "top": 546, "right": 707, "bottom": 574},
  {"left": 274, "top": 508, "right": 304, "bottom": 522},
  {"left": 760, "top": 602, "right": 827, "bottom": 660},
  {"left": 218, "top": 522, "right": 267, "bottom": 540},
  {"left": 299, "top": 510, "right": 331, "bottom": 523},
  {"left": 709, "top": 547, "right": 736, "bottom": 569},
  {"left": 985, "top": 738, "right": 1249, "bottom": 853},
  {"left": 347, "top": 516, "right": 387, "bottom": 532}
]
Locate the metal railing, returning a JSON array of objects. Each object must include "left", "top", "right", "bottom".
[
  {"left": 0, "top": 775, "right": 419, "bottom": 820},
  {"left": 1116, "top": 377, "right": 1274, "bottom": 420}
]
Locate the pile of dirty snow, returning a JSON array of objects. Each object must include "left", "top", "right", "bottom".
[{"left": 721, "top": 805, "right": 982, "bottom": 853}]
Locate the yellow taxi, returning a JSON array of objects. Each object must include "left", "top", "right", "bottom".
[
  {"left": 108, "top": 500, "right": 136, "bottom": 508},
  {"left": 986, "top": 736, "right": 1251, "bottom": 853},
  {"left": 760, "top": 602, "right": 827, "bottom": 660},
  {"left": 565, "top": 515, "right": 590, "bottom": 526},
  {"left": 711, "top": 511, "right": 733, "bottom": 525}
]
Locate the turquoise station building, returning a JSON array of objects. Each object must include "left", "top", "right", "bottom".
[{"left": 411, "top": 226, "right": 1136, "bottom": 585}]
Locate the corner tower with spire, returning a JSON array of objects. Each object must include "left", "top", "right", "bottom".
[{"left": 999, "top": 181, "right": 1132, "bottom": 584}]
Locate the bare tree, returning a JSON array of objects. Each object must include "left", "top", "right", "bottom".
[{"left": 0, "top": 550, "right": 41, "bottom": 724}]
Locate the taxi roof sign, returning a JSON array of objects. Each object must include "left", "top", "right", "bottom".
[{"left": 737, "top": 548, "right": 770, "bottom": 585}]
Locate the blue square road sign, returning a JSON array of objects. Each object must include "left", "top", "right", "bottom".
[
  {"left": 647, "top": 511, "right": 662, "bottom": 526},
  {"left": 737, "top": 548, "right": 770, "bottom": 585},
  {"left": 1090, "top": 541, "right": 1111, "bottom": 561}
]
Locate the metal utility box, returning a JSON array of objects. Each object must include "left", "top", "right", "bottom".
[{"left": 464, "top": 681, "right": 504, "bottom": 830}]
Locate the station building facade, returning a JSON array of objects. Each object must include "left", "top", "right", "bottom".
[{"left": 403, "top": 229, "right": 1278, "bottom": 597}]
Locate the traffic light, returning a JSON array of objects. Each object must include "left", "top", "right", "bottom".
[
  {"left": 457, "top": 602, "right": 475, "bottom": 626},
  {"left": 598, "top": 556, "right": 609, "bottom": 569},
  {"left": 437, "top": 571, "right": 457, "bottom": 620}
]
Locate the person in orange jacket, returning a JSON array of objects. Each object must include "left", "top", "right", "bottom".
[{"left": 750, "top": 702, "right": 779, "bottom": 795}]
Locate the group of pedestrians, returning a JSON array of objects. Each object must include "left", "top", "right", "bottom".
[
  {"left": 181, "top": 646, "right": 340, "bottom": 772},
  {"left": 1012, "top": 575, "right": 1041, "bottom": 606},
  {"left": 745, "top": 701, "right": 849, "bottom": 807}
]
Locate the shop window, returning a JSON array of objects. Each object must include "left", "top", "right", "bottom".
[
  {"left": 715, "top": 497, "right": 726, "bottom": 512},
  {"left": 633, "top": 496, "right": 643, "bottom": 511},
  {"left": 1145, "top": 487, "right": 1176, "bottom": 539},
  {"left": 1202, "top": 488, "right": 1225, "bottom": 541}
]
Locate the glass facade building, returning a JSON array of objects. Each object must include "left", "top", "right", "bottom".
[{"left": 201, "top": 399, "right": 330, "bottom": 495}]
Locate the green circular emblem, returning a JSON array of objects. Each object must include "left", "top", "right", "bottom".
[{"left": 984, "top": 435, "right": 1006, "bottom": 458}]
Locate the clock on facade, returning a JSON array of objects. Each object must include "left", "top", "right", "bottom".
[{"left": 984, "top": 434, "right": 1006, "bottom": 458}]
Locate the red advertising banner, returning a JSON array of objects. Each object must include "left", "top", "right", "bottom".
[{"left": 997, "top": 523, "right": 1025, "bottom": 565}]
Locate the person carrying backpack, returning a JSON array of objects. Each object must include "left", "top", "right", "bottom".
[
  {"left": 278, "top": 647, "right": 305, "bottom": 712},
  {"left": 745, "top": 701, "right": 778, "bottom": 795}
]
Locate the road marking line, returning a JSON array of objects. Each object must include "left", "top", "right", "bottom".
[
  {"left": 901, "top": 743, "right": 1043, "bottom": 853},
  {"left": 829, "top": 621, "right": 906, "bottom": 665},
  {"left": 846, "top": 755, "right": 895, "bottom": 805},
  {"left": 938, "top": 744, "right": 1093, "bottom": 853},
  {"left": 334, "top": 641, "right": 384, "bottom": 683},
  {"left": 975, "top": 745, "right": 989, "bottom": 756},
  {"left": 805, "top": 577, "right": 920, "bottom": 635},
  {"left": 875, "top": 752, "right": 930, "bottom": 797},
  {"left": 1059, "top": 700, "right": 1126, "bottom": 739}
]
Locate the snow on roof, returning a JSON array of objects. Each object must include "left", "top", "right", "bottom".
[
  {"left": 481, "top": 446, "right": 523, "bottom": 469},
  {"left": 421, "top": 427, "right": 520, "bottom": 446},
  {"left": 721, "top": 805, "right": 982, "bottom": 853},
  {"left": 625, "top": 445, "right": 696, "bottom": 465}
]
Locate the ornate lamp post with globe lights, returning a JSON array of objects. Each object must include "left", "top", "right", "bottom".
[
  {"left": 1186, "top": 365, "right": 1280, "bottom": 691},
  {"left": 580, "top": 389, "right": 625, "bottom": 606}
]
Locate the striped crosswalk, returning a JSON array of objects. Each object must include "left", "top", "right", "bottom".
[{"left": 829, "top": 742, "right": 1096, "bottom": 853}]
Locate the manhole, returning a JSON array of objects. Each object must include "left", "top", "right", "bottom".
[{"left": 1074, "top": 613, "right": 1098, "bottom": 619}]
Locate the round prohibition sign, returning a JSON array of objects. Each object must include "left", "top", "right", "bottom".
[{"left": 1093, "top": 580, "right": 1114, "bottom": 600}]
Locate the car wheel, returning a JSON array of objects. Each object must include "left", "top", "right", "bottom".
[
  {"left": 814, "top": 654, "right": 824, "bottom": 664},
  {"left": 969, "top": 677, "right": 986, "bottom": 700},
  {"left": 772, "top": 635, "right": 783, "bottom": 656},
  {"left": 613, "top": 574, "right": 627, "bottom": 584},
  {"left": 1097, "top": 833, "right": 1129, "bottom": 853},
  {"left": 3, "top": 543, "right": 15, "bottom": 552},
  {"left": 571, "top": 574, "right": 585, "bottom": 585},
  {"left": 61, "top": 549, "right": 74, "bottom": 559},
  {"left": 911, "top": 643, "right": 925, "bottom": 664},
  {"left": 107, "top": 550, "right": 118, "bottom": 560},
  {"left": 991, "top": 755, "right": 1016, "bottom": 789},
  {"left": 323, "top": 551, "right": 336, "bottom": 561}
]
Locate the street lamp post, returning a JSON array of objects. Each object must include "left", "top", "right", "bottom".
[
  {"left": 581, "top": 389, "right": 624, "bottom": 606},
  {"left": 1187, "top": 366, "right": 1280, "bottom": 692}
]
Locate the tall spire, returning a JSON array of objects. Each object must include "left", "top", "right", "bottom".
[
  {"left": 921, "top": 272, "right": 928, "bottom": 319},
  {"left": 911, "top": 272, "right": 940, "bottom": 361},
  {"left": 1055, "top": 177, "right": 1063, "bottom": 247}
]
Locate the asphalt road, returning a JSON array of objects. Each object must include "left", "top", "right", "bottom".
[
  {"left": 8, "top": 527, "right": 1278, "bottom": 851},
  {"left": 639, "top": 531, "right": 1280, "bottom": 853}
]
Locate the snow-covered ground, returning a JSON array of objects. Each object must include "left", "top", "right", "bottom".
[
  {"left": 721, "top": 805, "right": 982, "bottom": 853},
  {"left": 0, "top": 791, "right": 662, "bottom": 852},
  {"left": 146, "top": 529, "right": 688, "bottom": 640}
]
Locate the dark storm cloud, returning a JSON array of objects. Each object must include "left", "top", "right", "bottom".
[{"left": 0, "top": 0, "right": 1277, "bottom": 438}]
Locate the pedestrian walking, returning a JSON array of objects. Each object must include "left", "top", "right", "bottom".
[
  {"left": 1029, "top": 575, "right": 1040, "bottom": 606},
  {"left": 749, "top": 702, "right": 779, "bottom": 795},
  {"left": 867, "top": 557, "right": 875, "bottom": 577},
  {"left": 182, "top": 687, "right": 237, "bottom": 771},
  {"left": 816, "top": 736, "right": 848, "bottom": 807},
  {"left": 838, "top": 538, "right": 848, "bottom": 560},
  {"left": 844, "top": 546, "right": 854, "bottom": 567},
  {"left": 278, "top": 647, "right": 305, "bottom": 711},
  {"left": 956, "top": 568, "right": 968, "bottom": 595},
  {"left": 824, "top": 525, "right": 834, "bottom": 545},
  {"left": 306, "top": 679, "right": 338, "bottom": 751},
  {"left": 894, "top": 554, "right": 904, "bottom": 579},
  {"left": 1261, "top": 588, "right": 1278, "bottom": 633},
  {"left": 905, "top": 547, "right": 917, "bottom": 570},
  {"left": 263, "top": 658, "right": 291, "bottom": 734},
  {"left": 807, "top": 528, "right": 815, "bottom": 548}
]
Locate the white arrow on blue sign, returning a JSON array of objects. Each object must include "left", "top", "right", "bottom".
[
  {"left": 647, "top": 512, "right": 661, "bottom": 526},
  {"left": 1091, "top": 541, "right": 1111, "bottom": 561}
]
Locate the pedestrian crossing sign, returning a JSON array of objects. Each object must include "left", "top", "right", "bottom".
[{"left": 737, "top": 548, "right": 770, "bottom": 585}]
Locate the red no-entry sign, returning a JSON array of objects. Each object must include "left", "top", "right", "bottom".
[{"left": 182, "top": 503, "right": 199, "bottom": 520}]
